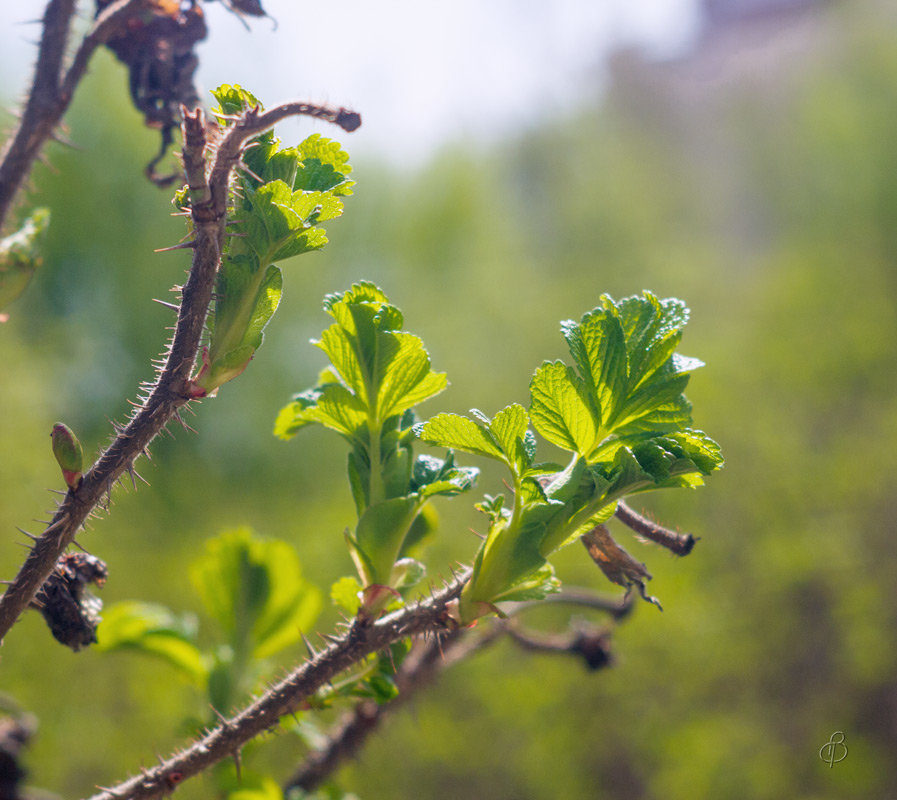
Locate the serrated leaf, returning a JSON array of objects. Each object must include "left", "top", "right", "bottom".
[
  {"left": 323, "top": 281, "right": 390, "bottom": 311},
  {"left": 245, "top": 181, "right": 336, "bottom": 262},
  {"left": 599, "top": 429, "right": 723, "bottom": 499},
  {"left": 489, "top": 404, "right": 531, "bottom": 473},
  {"left": 541, "top": 292, "right": 709, "bottom": 460},
  {"left": 529, "top": 361, "right": 599, "bottom": 454},
  {"left": 571, "top": 305, "right": 628, "bottom": 427},
  {"left": 375, "top": 331, "right": 447, "bottom": 419},
  {"left": 416, "top": 412, "right": 505, "bottom": 462},
  {"left": 211, "top": 83, "right": 263, "bottom": 116},
  {"left": 317, "top": 323, "right": 368, "bottom": 404},
  {"left": 294, "top": 134, "right": 355, "bottom": 195}
]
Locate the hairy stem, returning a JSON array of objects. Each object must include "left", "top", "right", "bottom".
[
  {"left": 85, "top": 577, "right": 464, "bottom": 800},
  {"left": 285, "top": 587, "right": 629, "bottom": 792}
]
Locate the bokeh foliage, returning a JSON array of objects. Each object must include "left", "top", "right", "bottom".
[{"left": 1, "top": 8, "right": 896, "bottom": 798}]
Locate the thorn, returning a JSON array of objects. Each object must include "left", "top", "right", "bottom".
[
  {"left": 232, "top": 748, "right": 242, "bottom": 781},
  {"left": 93, "top": 785, "right": 123, "bottom": 797},
  {"left": 152, "top": 298, "right": 182, "bottom": 312},
  {"left": 300, "top": 632, "right": 318, "bottom": 658},
  {"left": 16, "top": 527, "right": 38, "bottom": 541},
  {"left": 154, "top": 240, "right": 196, "bottom": 253},
  {"left": 49, "top": 130, "right": 81, "bottom": 149}
]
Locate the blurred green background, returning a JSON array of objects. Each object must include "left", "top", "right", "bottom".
[{"left": 2, "top": 2, "right": 896, "bottom": 798}]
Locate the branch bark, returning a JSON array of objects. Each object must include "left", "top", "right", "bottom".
[
  {"left": 285, "top": 588, "right": 629, "bottom": 793},
  {"left": 0, "top": 0, "right": 150, "bottom": 231},
  {"left": 84, "top": 576, "right": 465, "bottom": 800}
]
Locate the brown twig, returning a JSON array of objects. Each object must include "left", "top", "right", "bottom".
[
  {"left": 285, "top": 587, "right": 627, "bottom": 793},
  {"left": 0, "top": 0, "right": 149, "bottom": 231},
  {"left": 83, "top": 577, "right": 464, "bottom": 800},
  {"left": 284, "top": 629, "right": 477, "bottom": 794},
  {"left": 615, "top": 500, "right": 696, "bottom": 556}
]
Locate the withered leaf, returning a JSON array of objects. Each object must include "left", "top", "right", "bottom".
[
  {"left": 32, "top": 553, "right": 108, "bottom": 651},
  {"left": 581, "top": 524, "right": 662, "bottom": 610}
]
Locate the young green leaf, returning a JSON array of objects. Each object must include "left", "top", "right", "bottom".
[
  {"left": 189, "top": 529, "right": 322, "bottom": 660},
  {"left": 210, "top": 83, "right": 262, "bottom": 116},
  {"left": 96, "top": 602, "right": 208, "bottom": 684},
  {"left": 529, "top": 361, "right": 599, "bottom": 454},
  {"left": 452, "top": 292, "right": 722, "bottom": 623},
  {"left": 0, "top": 208, "right": 50, "bottom": 319},
  {"left": 531, "top": 292, "right": 710, "bottom": 462},
  {"left": 409, "top": 452, "right": 479, "bottom": 499},
  {"left": 347, "top": 496, "right": 422, "bottom": 588},
  {"left": 416, "top": 404, "right": 534, "bottom": 476},
  {"left": 416, "top": 412, "right": 506, "bottom": 462},
  {"left": 314, "top": 285, "right": 447, "bottom": 422},
  {"left": 330, "top": 576, "right": 364, "bottom": 616}
]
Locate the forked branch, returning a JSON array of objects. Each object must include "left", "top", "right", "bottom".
[
  {"left": 0, "top": 99, "right": 360, "bottom": 644},
  {"left": 0, "top": 0, "right": 150, "bottom": 230},
  {"left": 85, "top": 576, "right": 465, "bottom": 800}
]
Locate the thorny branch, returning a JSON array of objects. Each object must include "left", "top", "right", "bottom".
[
  {"left": 0, "top": 100, "right": 360, "bottom": 645},
  {"left": 84, "top": 575, "right": 466, "bottom": 800},
  {"left": 0, "top": 0, "right": 150, "bottom": 230},
  {"left": 286, "top": 589, "right": 630, "bottom": 794}
]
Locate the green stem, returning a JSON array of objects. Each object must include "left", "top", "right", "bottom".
[{"left": 367, "top": 420, "right": 384, "bottom": 506}]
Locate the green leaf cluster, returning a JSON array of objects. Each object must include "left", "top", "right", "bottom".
[
  {"left": 186, "top": 85, "right": 355, "bottom": 396},
  {"left": 274, "top": 283, "right": 478, "bottom": 608},
  {"left": 417, "top": 292, "right": 723, "bottom": 622}
]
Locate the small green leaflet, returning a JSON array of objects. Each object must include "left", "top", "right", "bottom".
[{"left": 416, "top": 404, "right": 534, "bottom": 476}]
